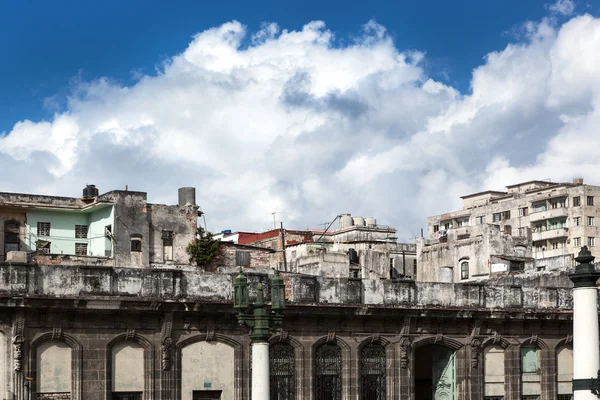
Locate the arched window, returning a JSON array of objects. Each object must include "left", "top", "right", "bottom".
[
  {"left": 112, "top": 342, "right": 144, "bottom": 399},
  {"left": 521, "top": 346, "right": 540, "bottom": 398},
  {"left": 460, "top": 261, "right": 469, "bottom": 280},
  {"left": 557, "top": 345, "right": 573, "bottom": 399},
  {"left": 360, "top": 343, "right": 386, "bottom": 400},
  {"left": 314, "top": 343, "right": 341, "bottom": 400},
  {"left": 484, "top": 345, "right": 505, "bottom": 398},
  {"left": 270, "top": 342, "right": 295, "bottom": 400},
  {"left": 37, "top": 341, "right": 71, "bottom": 399}
]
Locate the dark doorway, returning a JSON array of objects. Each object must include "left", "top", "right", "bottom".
[
  {"left": 193, "top": 390, "right": 222, "bottom": 400},
  {"left": 112, "top": 393, "right": 142, "bottom": 400},
  {"left": 414, "top": 345, "right": 455, "bottom": 400}
]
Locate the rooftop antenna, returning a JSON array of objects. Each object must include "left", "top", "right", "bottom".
[{"left": 271, "top": 212, "right": 277, "bottom": 229}]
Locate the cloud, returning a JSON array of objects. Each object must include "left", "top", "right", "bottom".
[
  {"left": 2, "top": 15, "right": 600, "bottom": 240},
  {"left": 548, "top": 0, "right": 575, "bottom": 16}
]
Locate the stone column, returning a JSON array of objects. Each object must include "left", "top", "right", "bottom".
[
  {"left": 252, "top": 342, "right": 269, "bottom": 400},
  {"left": 569, "top": 246, "right": 600, "bottom": 400}
]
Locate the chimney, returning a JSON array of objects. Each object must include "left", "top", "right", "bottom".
[
  {"left": 573, "top": 177, "right": 584, "bottom": 186},
  {"left": 178, "top": 187, "right": 196, "bottom": 206}
]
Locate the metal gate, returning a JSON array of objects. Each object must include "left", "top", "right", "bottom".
[
  {"left": 270, "top": 342, "right": 295, "bottom": 400},
  {"left": 360, "top": 344, "right": 386, "bottom": 400},
  {"left": 314, "top": 343, "right": 341, "bottom": 400}
]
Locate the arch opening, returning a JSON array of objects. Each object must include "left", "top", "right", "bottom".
[{"left": 414, "top": 344, "right": 456, "bottom": 400}]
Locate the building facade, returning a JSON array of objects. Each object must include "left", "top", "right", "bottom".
[
  {"left": 0, "top": 186, "right": 200, "bottom": 268},
  {"left": 0, "top": 261, "right": 576, "bottom": 400},
  {"left": 418, "top": 179, "right": 600, "bottom": 282}
]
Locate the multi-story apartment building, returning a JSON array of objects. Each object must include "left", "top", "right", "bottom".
[
  {"left": 417, "top": 178, "right": 600, "bottom": 282},
  {"left": 0, "top": 185, "right": 200, "bottom": 267}
]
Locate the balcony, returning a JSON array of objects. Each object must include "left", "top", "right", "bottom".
[
  {"left": 529, "top": 207, "right": 569, "bottom": 222},
  {"left": 531, "top": 227, "right": 569, "bottom": 242}
]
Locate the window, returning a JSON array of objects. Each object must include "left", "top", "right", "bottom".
[
  {"left": 291, "top": 250, "right": 296, "bottom": 259},
  {"left": 36, "top": 240, "right": 51, "bottom": 254},
  {"left": 460, "top": 261, "right": 469, "bottom": 280},
  {"left": 484, "top": 345, "right": 505, "bottom": 399},
  {"left": 589, "top": 237, "right": 596, "bottom": 247},
  {"left": 162, "top": 230, "right": 173, "bottom": 261},
  {"left": 270, "top": 342, "right": 295, "bottom": 400},
  {"left": 574, "top": 217, "right": 581, "bottom": 227},
  {"left": 552, "top": 242, "right": 559, "bottom": 250},
  {"left": 551, "top": 199, "right": 566, "bottom": 209},
  {"left": 315, "top": 343, "right": 341, "bottom": 400},
  {"left": 4, "top": 221, "right": 20, "bottom": 253},
  {"left": 519, "top": 207, "right": 528, "bottom": 217},
  {"left": 236, "top": 251, "right": 250, "bottom": 266},
  {"left": 477, "top": 216, "right": 485, "bottom": 225},
  {"left": 413, "top": 259, "right": 417, "bottom": 279},
  {"left": 573, "top": 237, "right": 581, "bottom": 247},
  {"left": 112, "top": 394, "right": 142, "bottom": 400},
  {"left": 556, "top": 396, "right": 573, "bottom": 400},
  {"left": 503, "top": 225, "right": 512, "bottom": 235},
  {"left": 557, "top": 345, "right": 573, "bottom": 399},
  {"left": 588, "top": 196, "right": 594, "bottom": 206},
  {"left": 37, "top": 222, "right": 50, "bottom": 236},
  {"left": 493, "top": 211, "right": 511, "bottom": 222},
  {"left": 521, "top": 346, "right": 538, "bottom": 373},
  {"left": 433, "top": 225, "right": 439, "bottom": 232},
  {"left": 521, "top": 396, "right": 540, "bottom": 400},
  {"left": 532, "top": 203, "right": 546, "bottom": 213},
  {"left": 112, "top": 342, "right": 144, "bottom": 400},
  {"left": 573, "top": 197, "right": 581, "bottom": 207},
  {"left": 75, "top": 243, "right": 88, "bottom": 256},
  {"left": 589, "top": 217, "right": 595, "bottom": 226},
  {"left": 131, "top": 236, "right": 142, "bottom": 252},
  {"left": 75, "top": 225, "right": 88, "bottom": 239},
  {"left": 444, "top": 222, "right": 451, "bottom": 230},
  {"left": 360, "top": 343, "right": 386, "bottom": 400}
]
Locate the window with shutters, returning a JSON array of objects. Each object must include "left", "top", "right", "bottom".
[
  {"left": 4, "top": 220, "right": 20, "bottom": 253},
  {"left": 588, "top": 196, "right": 594, "bottom": 206},
  {"left": 460, "top": 262, "right": 469, "bottom": 280},
  {"left": 236, "top": 251, "right": 250, "bottom": 266},
  {"left": 573, "top": 197, "right": 581, "bottom": 207}
]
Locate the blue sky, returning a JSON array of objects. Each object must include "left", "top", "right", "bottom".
[
  {"left": 0, "top": 0, "right": 588, "bottom": 133},
  {"left": 2, "top": 0, "right": 600, "bottom": 236}
]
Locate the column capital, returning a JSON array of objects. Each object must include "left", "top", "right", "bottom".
[{"left": 569, "top": 246, "right": 600, "bottom": 288}]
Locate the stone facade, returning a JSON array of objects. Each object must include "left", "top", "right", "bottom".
[{"left": 0, "top": 260, "right": 576, "bottom": 400}]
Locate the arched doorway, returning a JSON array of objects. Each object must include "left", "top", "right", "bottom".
[{"left": 414, "top": 345, "right": 455, "bottom": 400}]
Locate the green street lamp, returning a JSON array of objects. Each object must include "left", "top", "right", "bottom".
[{"left": 233, "top": 269, "right": 286, "bottom": 400}]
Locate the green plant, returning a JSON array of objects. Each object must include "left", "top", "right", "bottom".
[{"left": 186, "top": 227, "right": 220, "bottom": 266}]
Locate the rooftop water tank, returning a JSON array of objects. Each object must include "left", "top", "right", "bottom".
[
  {"left": 178, "top": 187, "right": 196, "bottom": 206},
  {"left": 82, "top": 184, "right": 99, "bottom": 199},
  {"left": 365, "top": 217, "right": 377, "bottom": 227},
  {"left": 339, "top": 214, "right": 354, "bottom": 229},
  {"left": 353, "top": 216, "right": 365, "bottom": 226}
]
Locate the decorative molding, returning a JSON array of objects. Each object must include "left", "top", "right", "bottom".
[
  {"left": 278, "top": 329, "right": 289, "bottom": 343},
  {"left": 206, "top": 326, "right": 215, "bottom": 342},
  {"left": 125, "top": 328, "right": 136, "bottom": 341},
  {"left": 564, "top": 334, "right": 573, "bottom": 344},
  {"left": 401, "top": 316, "right": 411, "bottom": 335},
  {"left": 470, "top": 338, "right": 481, "bottom": 369},
  {"left": 161, "top": 313, "right": 173, "bottom": 371},
  {"left": 471, "top": 320, "right": 482, "bottom": 338},
  {"left": 399, "top": 336, "right": 411, "bottom": 369},
  {"left": 434, "top": 333, "right": 443, "bottom": 343},
  {"left": 369, "top": 334, "right": 380, "bottom": 344},
  {"left": 326, "top": 331, "right": 336, "bottom": 343},
  {"left": 12, "top": 311, "right": 25, "bottom": 372},
  {"left": 52, "top": 326, "right": 62, "bottom": 340}
]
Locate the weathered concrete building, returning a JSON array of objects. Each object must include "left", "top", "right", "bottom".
[
  {"left": 0, "top": 258, "right": 578, "bottom": 400},
  {"left": 418, "top": 178, "right": 600, "bottom": 282},
  {"left": 0, "top": 186, "right": 200, "bottom": 268}
]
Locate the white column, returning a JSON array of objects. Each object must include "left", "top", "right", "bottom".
[
  {"left": 252, "top": 342, "right": 270, "bottom": 400},
  {"left": 573, "top": 286, "right": 600, "bottom": 400}
]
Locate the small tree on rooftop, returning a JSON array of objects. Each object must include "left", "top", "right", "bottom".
[{"left": 186, "top": 227, "right": 220, "bottom": 266}]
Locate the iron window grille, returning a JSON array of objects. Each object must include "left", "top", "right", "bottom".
[
  {"left": 37, "top": 222, "right": 50, "bottom": 236},
  {"left": 75, "top": 225, "right": 88, "bottom": 239},
  {"left": 315, "top": 343, "right": 342, "bottom": 400},
  {"left": 75, "top": 243, "right": 88, "bottom": 256},
  {"left": 360, "top": 344, "right": 386, "bottom": 400},
  {"left": 270, "top": 343, "right": 295, "bottom": 400}
]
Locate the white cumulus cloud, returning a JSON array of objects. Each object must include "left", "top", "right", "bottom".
[{"left": 2, "top": 15, "right": 600, "bottom": 239}]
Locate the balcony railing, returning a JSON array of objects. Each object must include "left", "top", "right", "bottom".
[
  {"left": 531, "top": 227, "right": 569, "bottom": 242},
  {"left": 529, "top": 207, "right": 569, "bottom": 222}
]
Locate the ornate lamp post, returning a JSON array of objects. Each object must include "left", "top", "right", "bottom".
[
  {"left": 569, "top": 246, "right": 600, "bottom": 399},
  {"left": 233, "top": 269, "right": 286, "bottom": 400}
]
